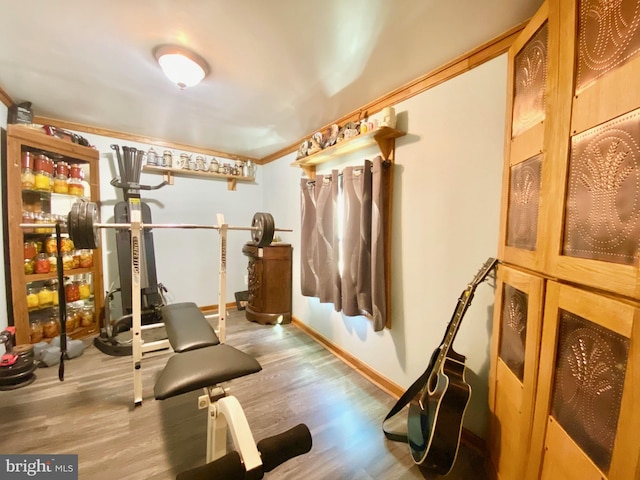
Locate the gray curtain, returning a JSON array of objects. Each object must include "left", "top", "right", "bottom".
[
  {"left": 300, "top": 178, "right": 318, "bottom": 297},
  {"left": 299, "top": 156, "right": 388, "bottom": 331},
  {"left": 299, "top": 171, "right": 341, "bottom": 309},
  {"left": 370, "top": 156, "right": 387, "bottom": 331},
  {"left": 341, "top": 161, "right": 373, "bottom": 317}
]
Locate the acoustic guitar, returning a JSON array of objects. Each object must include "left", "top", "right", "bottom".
[{"left": 406, "top": 257, "right": 498, "bottom": 474}]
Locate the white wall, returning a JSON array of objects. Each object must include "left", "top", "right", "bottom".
[
  {"left": 262, "top": 54, "right": 507, "bottom": 439},
  {"left": 0, "top": 103, "right": 7, "bottom": 331}
]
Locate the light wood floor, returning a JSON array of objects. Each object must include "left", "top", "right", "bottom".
[{"left": 0, "top": 310, "right": 487, "bottom": 479}]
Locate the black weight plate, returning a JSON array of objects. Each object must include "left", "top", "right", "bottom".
[
  {"left": 82, "top": 202, "right": 100, "bottom": 249},
  {"left": 0, "top": 355, "right": 34, "bottom": 378},
  {"left": 68, "top": 202, "right": 82, "bottom": 248},
  {"left": 252, "top": 212, "right": 275, "bottom": 247},
  {"left": 0, "top": 372, "right": 36, "bottom": 391},
  {"left": 76, "top": 201, "right": 90, "bottom": 249},
  {"left": 251, "top": 213, "right": 264, "bottom": 245},
  {"left": 0, "top": 364, "right": 37, "bottom": 386}
]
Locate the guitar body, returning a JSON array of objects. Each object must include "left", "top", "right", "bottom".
[
  {"left": 408, "top": 348, "right": 471, "bottom": 475},
  {"left": 383, "top": 258, "right": 497, "bottom": 475}
]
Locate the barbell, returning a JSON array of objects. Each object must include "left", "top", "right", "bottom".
[{"left": 23, "top": 201, "right": 290, "bottom": 250}]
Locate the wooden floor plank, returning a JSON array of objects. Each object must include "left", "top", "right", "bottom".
[{"left": 0, "top": 310, "right": 486, "bottom": 479}]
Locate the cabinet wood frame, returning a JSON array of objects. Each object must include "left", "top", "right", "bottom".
[
  {"left": 525, "top": 281, "right": 640, "bottom": 480},
  {"left": 487, "top": 264, "right": 545, "bottom": 480},
  {"left": 5, "top": 125, "right": 104, "bottom": 345}
]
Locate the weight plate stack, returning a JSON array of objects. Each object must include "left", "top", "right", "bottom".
[{"left": 0, "top": 355, "right": 37, "bottom": 391}]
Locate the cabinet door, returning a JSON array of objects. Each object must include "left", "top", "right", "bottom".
[
  {"left": 526, "top": 282, "right": 640, "bottom": 479},
  {"left": 545, "top": 0, "right": 640, "bottom": 299},
  {"left": 488, "top": 264, "right": 545, "bottom": 480},
  {"left": 497, "top": 1, "right": 554, "bottom": 272}
]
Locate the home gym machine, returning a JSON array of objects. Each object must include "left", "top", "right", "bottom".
[
  {"left": 93, "top": 144, "right": 170, "bottom": 357},
  {"left": 61, "top": 145, "right": 288, "bottom": 405}
]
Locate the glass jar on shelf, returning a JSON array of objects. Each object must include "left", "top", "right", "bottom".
[
  {"left": 34, "top": 154, "right": 53, "bottom": 192},
  {"left": 71, "top": 250, "right": 81, "bottom": 270},
  {"left": 78, "top": 278, "right": 91, "bottom": 300},
  {"left": 34, "top": 252, "right": 51, "bottom": 274},
  {"left": 80, "top": 304, "right": 95, "bottom": 327},
  {"left": 43, "top": 309, "right": 60, "bottom": 339},
  {"left": 65, "top": 305, "right": 78, "bottom": 333},
  {"left": 65, "top": 280, "right": 80, "bottom": 303},
  {"left": 48, "top": 255, "right": 57, "bottom": 273},
  {"left": 79, "top": 249, "right": 93, "bottom": 268},
  {"left": 21, "top": 151, "right": 36, "bottom": 190},
  {"left": 37, "top": 283, "right": 54, "bottom": 307},
  {"left": 29, "top": 319, "right": 44, "bottom": 343},
  {"left": 53, "top": 161, "right": 70, "bottom": 194},
  {"left": 48, "top": 280, "right": 60, "bottom": 306},
  {"left": 68, "top": 164, "right": 85, "bottom": 197},
  {"left": 23, "top": 241, "right": 37, "bottom": 261},
  {"left": 62, "top": 252, "right": 74, "bottom": 272},
  {"left": 34, "top": 212, "right": 54, "bottom": 234},
  {"left": 24, "top": 257, "right": 34, "bottom": 275},
  {"left": 26, "top": 287, "right": 39, "bottom": 310},
  {"left": 21, "top": 211, "right": 35, "bottom": 234}
]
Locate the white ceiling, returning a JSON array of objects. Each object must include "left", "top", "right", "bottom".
[{"left": 0, "top": 0, "right": 541, "bottom": 160}]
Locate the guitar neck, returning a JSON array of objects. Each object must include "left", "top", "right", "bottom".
[{"left": 437, "top": 290, "right": 473, "bottom": 363}]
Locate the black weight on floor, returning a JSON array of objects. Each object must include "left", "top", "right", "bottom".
[
  {"left": 0, "top": 364, "right": 37, "bottom": 386},
  {"left": 0, "top": 371, "right": 36, "bottom": 391},
  {"left": 251, "top": 212, "right": 275, "bottom": 247}
]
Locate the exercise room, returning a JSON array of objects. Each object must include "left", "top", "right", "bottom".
[{"left": 1, "top": 1, "right": 639, "bottom": 479}]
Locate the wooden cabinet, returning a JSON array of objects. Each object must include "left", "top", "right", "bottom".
[
  {"left": 241, "top": 243, "right": 292, "bottom": 325},
  {"left": 4, "top": 125, "right": 104, "bottom": 345},
  {"left": 491, "top": 0, "right": 640, "bottom": 478}
]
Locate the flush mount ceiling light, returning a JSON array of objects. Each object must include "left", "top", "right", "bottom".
[{"left": 154, "top": 45, "right": 209, "bottom": 89}]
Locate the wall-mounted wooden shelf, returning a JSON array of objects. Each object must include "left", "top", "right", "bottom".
[
  {"left": 142, "top": 165, "right": 255, "bottom": 191},
  {"left": 290, "top": 126, "right": 406, "bottom": 178}
]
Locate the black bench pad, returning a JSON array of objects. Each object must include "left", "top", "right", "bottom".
[
  {"left": 154, "top": 345, "right": 262, "bottom": 400},
  {"left": 162, "top": 302, "right": 220, "bottom": 352}
]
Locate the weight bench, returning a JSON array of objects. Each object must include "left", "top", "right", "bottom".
[{"left": 154, "top": 304, "right": 312, "bottom": 479}]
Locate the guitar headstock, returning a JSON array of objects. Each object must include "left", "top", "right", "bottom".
[{"left": 468, "top": 257, "right": 499, "bottom": 289}]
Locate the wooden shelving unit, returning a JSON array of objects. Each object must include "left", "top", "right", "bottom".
[
  {"left": 5, "top": 124, "right": 104, "bottom": 345},
  {"left": 290, "top": 126, "right": 406, "bottom": 178},
  {"left": 142, "top": 164, "right": 255, "bottom": 191}
]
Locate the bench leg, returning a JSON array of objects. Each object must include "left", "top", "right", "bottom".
[{"left": 199, "top": 389, "right": 261, "bottom": 472}]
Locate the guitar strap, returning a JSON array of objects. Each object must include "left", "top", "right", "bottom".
[
  {"left": 382, "top": 362, "right": 433, "bottom": 443},
  {"left": 382, "top": 296, "right": 465, "bottom": 443}
]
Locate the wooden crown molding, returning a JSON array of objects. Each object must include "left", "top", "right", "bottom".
[
  {"left": 0, "top": 85, "right": 13, "bottom": 108},
  {"left": 32, "top": 115, "right": 260, "bottom": 164}
]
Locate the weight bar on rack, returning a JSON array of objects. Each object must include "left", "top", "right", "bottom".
[{"left": 21, "top": 201, "right": 290, "bottom": 250}]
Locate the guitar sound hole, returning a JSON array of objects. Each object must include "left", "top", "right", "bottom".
[{"left": 428, "top": 374, "right": 437, "bottom": 393}]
